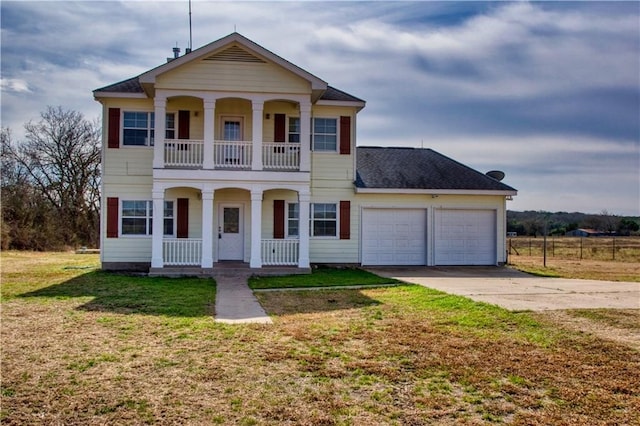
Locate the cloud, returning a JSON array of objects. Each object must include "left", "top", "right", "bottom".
[
  {"left": 0, "top": 1, "right": 637, "bottom": 215},
  {"left": 1, "top": 78, "right": 31, "bottom": 93}
]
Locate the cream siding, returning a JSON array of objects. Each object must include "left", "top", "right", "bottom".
[{"left": 156, "top": 60, "right": 311, "bottom": 94}]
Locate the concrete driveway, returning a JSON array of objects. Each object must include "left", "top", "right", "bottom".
[{"left": 368, "top": 266, "right": 640, "bottom": 311}]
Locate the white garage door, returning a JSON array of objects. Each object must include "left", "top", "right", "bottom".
[
  {"left": 362, "top": 208, "right": 426, "bottom": 265},
  {"left": 434, "top": 209, "right": 496, "bottom": 265}
]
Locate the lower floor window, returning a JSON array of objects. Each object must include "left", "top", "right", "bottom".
[
  {"left": 121, "top": 200, "right": 174, "bottom": 236},
  {"left": 310, "top": 203, "right": 337, "bottom": 237},
  {"left": 287, "top": 203, "right": 299, "bottom": 237}
]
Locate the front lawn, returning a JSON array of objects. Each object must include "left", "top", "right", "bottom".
[
  {"left": 249, "top": 266, "right": 400, "bottom": 289},
  {"left": 2, "top": 251, "right": 638, "bottom": 425}
]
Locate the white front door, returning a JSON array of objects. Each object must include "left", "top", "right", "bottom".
[{"left": 218, "top": 204, "right": 244, "bottom": 260}]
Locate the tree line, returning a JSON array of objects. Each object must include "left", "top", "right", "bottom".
[
  {"left": 507, "top": 210, "right": 640, "bottom": 237},
  {"left": 1, "top": 107, "right": 101, "bottom": 250}
]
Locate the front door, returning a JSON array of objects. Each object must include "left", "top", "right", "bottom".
[{"left": 218, "top": 204, "right": 244, "bottom": 260}]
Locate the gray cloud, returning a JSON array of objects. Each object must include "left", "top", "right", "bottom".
[{"left": 1, "top": 1, "right": 638, "bottom": 215}]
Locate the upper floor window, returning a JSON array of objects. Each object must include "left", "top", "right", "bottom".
[
  {"left": 312, "top": 118, "right": 337, "bottom": 151},
  {"left": 123, "top": 112, "right": 155, "bottom": 146},
  {"left": 165, "top": 113, "right": 176, "bottom": 139},
  {"left": 288, "top": 117, "right": 300, "bottom": 143}
]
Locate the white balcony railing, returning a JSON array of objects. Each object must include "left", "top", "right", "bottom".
[
  {"left": 163, "top": 238, "right": 202, "bottom": 266},
  {"left": 261, "top": 239, "right": 299, "bottom": 266},
  {"left": 214, "top": 140, "right": 252, "bottom": 168},
  {"left": 164, "top": 139, "right": 204, "bottom": 167},
  {"left": 159, "top": 140, "right": 300, "bottom": 170},
  {"left": 263, "top": 143, "right": 300, "bottom": 170}
]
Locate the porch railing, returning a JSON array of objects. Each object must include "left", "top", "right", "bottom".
[
  {"left": 263, "top": 143, "right": 300, "bottom": 170},
  {"left": 163, "top": 238, "right": 202, "bottom": 266},
  {"left": 164, "top": 139, "right": 204, "bottom": 167},
  {"left": 261, "top": 239, "right": 299, "bottom": 266},
  {"left": 214, "top": 140, "right": 252, "bottom": 168}
]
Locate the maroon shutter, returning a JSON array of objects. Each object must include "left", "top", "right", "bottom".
[
  {"left": 339, "top": 200, "right": 350, "bottom": 240},
  {"left": 106, "top": 197, "right": 119, "bottom": 238},
  {"left": 339, "top": 116, "right": 351, "bottom": 155},
  {"left": 273, "top": 200, "right": 285, "bottom": 239},
  {"left": 178, "top": 110, "right": 190, "bottom": 139},
  {"left": 177, "top": 198, "right": 189, "bottom": 238},
  {"left": 108, "top": 108, "right": 120, "bottom": 148},
  {"left": 274, "top": 114, "right": 286, "bottom": 142}
]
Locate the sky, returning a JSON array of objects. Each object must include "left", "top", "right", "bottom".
[{"left": 2, "top": 1, "right": 639, "bottom": 216}]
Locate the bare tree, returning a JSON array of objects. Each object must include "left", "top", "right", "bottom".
[{"left": 5, "top": 107, "right": 101, "bottom": 248}]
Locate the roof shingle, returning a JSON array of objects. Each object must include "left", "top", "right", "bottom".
[{"left": 355, "top": 146, "right": 516, "bottom": 192}]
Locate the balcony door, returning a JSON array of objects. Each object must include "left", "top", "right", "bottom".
[
  {"left": 220, "top": 116, "right": 244, "bottom": 164},
  {"left": 218, "top": 204, "right": 244, "bottom": 261}
]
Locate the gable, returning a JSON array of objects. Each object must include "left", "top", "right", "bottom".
[
  {"left": 155, "top": 43, "right": 311, "bottom": 94},
  {"left": 136, "top": 33, "right": 327, "bottom": 98}
]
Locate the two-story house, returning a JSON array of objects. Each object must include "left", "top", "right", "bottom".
[{"left": 94, "top": 32, "right": 516, "bottom": 273}]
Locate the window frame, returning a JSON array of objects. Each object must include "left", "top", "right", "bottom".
[
  {"left": 309, "top": 202, "right": 339, "bottom": 238},
  {"left": 312, "top": 117, "right": 338, "bottom": 152},
  {"left": 120, "top": 199, "right": 175, "bottom": 237},
  {"left": 220, "top": 116, "right": 245, "bottom": 141},
  {"left": 122, "top": 111, "right": 155, "bottom": 147},
  {"left": 285, "top": 202, "right": 299, "bottom": 238},
  {"left": 288, "top": 116, "right": 300, "bottom": 144},
  {"left": 165, "top": 112, "right": 176, "bottom": 140}
]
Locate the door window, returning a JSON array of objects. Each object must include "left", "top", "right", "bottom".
[{"left": 223, "top": 207, "right": 240, "bottom": 233}]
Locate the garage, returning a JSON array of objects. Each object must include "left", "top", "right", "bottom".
[
  {"left": 434, "top": 209, "right": 496, "bottom": 265},
  {"left": 361, "top": 208, "right": 426, "bottom": 265}
]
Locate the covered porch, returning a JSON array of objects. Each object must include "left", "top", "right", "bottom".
[{"left": 149, "top": 184, "right": 310, "bottom": 271}]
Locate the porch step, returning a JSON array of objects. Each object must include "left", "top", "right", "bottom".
[
  {"left": 149, "top": 267, "right": 214, "bottom": 278},
  {"left": 148, "top": 265, "right": 311, "bottom": 278}
]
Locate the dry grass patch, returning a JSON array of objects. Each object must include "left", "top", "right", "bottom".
[
  {"left": 508, "top": 255, "right": 640, "bottom": 282},
  {"left": 2, "top": 252, "right": 639, "bottom": 425}
]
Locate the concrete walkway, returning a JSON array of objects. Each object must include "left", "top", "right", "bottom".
[
  {"left": 214, "top": 274, "right": 272, "bottom": 324},
  {"left": 368, "top": 266, "right": 640, "bottom": 311}
]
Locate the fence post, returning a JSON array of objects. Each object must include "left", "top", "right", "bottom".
[
  {"left": 580, "top": 238, "right": 583, "bottom": 260},
  {"left": 613, "top": 237, "right": 616, "bottom": 261},
  {"left": 529, "top": 238, "right": 532, "bottom": 256}
]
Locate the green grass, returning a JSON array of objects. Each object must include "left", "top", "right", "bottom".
[
  {"left": 2, "top": 251, "right": 639, "bottom": 425},
  {"left": 248, "top": 266, "right": 400, "bottom": 289}
]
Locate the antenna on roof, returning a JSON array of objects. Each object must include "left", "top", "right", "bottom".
[
  {"left": 188, "top": 0, "right": 193, "bottom": 53},
  {"left": 234, "top": 24, "right": 237, "bottom": 32}
]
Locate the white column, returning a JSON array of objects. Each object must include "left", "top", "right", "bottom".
[
  {"left": 201, "top": 188, "right": 214, "bottom": 268},
  {"left": 249, "top": 189, "right": 263, "bottom": 268},
  {"left": 251, "top": 100, "right": 264, "bottom": 171},
  {"left": 151, "top": 189, "right": 164, "bottom": 268},
  {"left": 153, "top": 97, "right": 167, "bottom": 169},
  {"left": 203, "top": 99, "right": 215, "bottom": 169},
  {"left": 298, "top": 191, "right": 310, "bottom": 268},
  {"left": 299, "top": 103, "right": 311, "bottom": 172}
]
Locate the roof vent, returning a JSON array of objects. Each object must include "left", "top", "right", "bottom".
[
  {"left": 204, "top": 45, "right": 266, "bottom": 63},
  {"left": 486, "top": 170, "right": 505, "bottom": 181}
]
